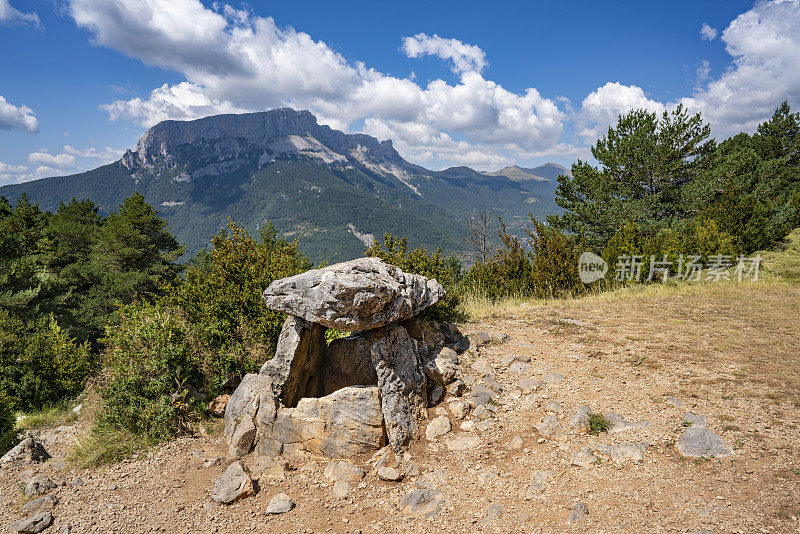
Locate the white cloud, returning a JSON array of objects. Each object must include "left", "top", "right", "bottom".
[
  {"left": 579, "top": 1, "right": 800, "bottom": 143},
  {"left": 63, "top": 144, "right": 125, "bottom": 163},
  {"left": 0, "top": 161, "right": 28, "bottom": 184},
  {"left": 27, "top": 150, "right": 78, "bottom": 169},
  {"left": 0, "top": 95, "right": 39, "bottom": 133},
  {"left": 401, "top": 33, "right": 487, "bottom": 74},
  {"left": 700, "top": 23, "right": 718, "bottom": 41},
  {"left": 681, "top": 0, "right": 800, "bottom": 137},
  {"left": 0, "top": 0, "right": 40, "bottom": 27},
  {"left": 577, "top": 82, "right": 666, "bottom": 141},
  {"left": 68, "top": 0, "right": 565, "bottom": 168}
]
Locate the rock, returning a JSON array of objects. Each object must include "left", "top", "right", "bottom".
[
  {"left": 459, "top": 420, "right": 475, "bottom": 432},
  {"left": 0, "top": 438, "right": 51, "bottom": 466},
  {"left": 24, "top": 475, "right": 56, "bottom": 497},
  {"left": 427, "top": 384, "right": 445, "bottom": 406},
  {"left": 507, "top": 361, "right": 531, "bottom": 374},
  {"left": 676, "top": 426, "right": 733, "bottom": 458},
  {"left": 266, "top": 493, "right": 294, "bottom": 514},
  {"left": 492, "top": 332, "right": 510, "bottom": 344},
  {"left": 481, "top": 504, "right": 504, "bottom": 525},
  {"left": 465, "top": 385, "right": 497, "bottom": 408},
  {"left": 571, "top": 447, "right": 599, "bottom": 467},
  {"left": 69, "top": 478, "right": 84, "bottom": 488},
  {"left": 534, "top": 414, "right": 561, "bottom": 438},
  {"left": 666, "top": 395, "right": 684, "bottom": 407},
  {"left": 425, "top": 416, "right": 452, "bottom": 440},
  {"left": 367, "top": 447, "right": 393, "bottom": 472},
  {"left": 542, "top": 372, "right": 564, "bottom": 384},
  {"left": 248, "top": 457, "right": 287, "bottom": 482},
  {"left": 543, "top": 401, "right": 564, "bottom": 414},
  {"left": 369, "top": 325, "right": 427, "bottom": 452},
  {"left": 210, "top": 461, "right": 255, "bottom": 504},
  {"left": 376, "top": 466, "right": 403, "bottom": 481},
  {"left": 207, "top": 394, "right": 230, "bottom": 417},
  {"left": 21, "top": 496, "right": 56, "bottom": 515},
  {"left": 569, "top": 405, "right": 592, "bottom": 430},
  {"left": 475, "top": 420, "right": 493, "bottom": 432},
  {"left": 568, "top": 502, "right": 589, "bottom": 523},
  {"left": 399, "top": 488, "right": 448, "bottom": 519},
  {"left": 472, "top": 332, "right": 493, "bottom": 346},
  {"left": 203, "top": 457, "right": 224, "bottom": 468},
  {"left": 425, "top": 347, "right": 459, "bottom": 386},
  {"left": 323, "top": 460, "right": 365, "bottom": 482},
  {"left": 504, "top": 435, "right": 524, "bottom": 450},
  {"left": 604, "top": 413, "right": 650, "bottom": 433},
  {"left": 683, "top": 412, "right": 708, "bottom": 427},
  {"left": 445, "top": 435, "right": 481, "bottom": 451},
  {"left": 470, "top": 358, "right": 494, "bottom": 376},
  {"left": 447, "top": 400, "right": 469, "bottom": 420},
  {"left": 482, "top": 374, "right": 503, "bottom": 394},
  {"left": 7, "top": 511, "right": 53, "bottom": 534},
  {"left": 446, "top": 379, "right": 466, "bottom": 397},
  {"left": 607, "top": 443, "right": 645, "bottom": 463},
  {"left": 521, "top": 394, "right": 538, "bottom": 410},
  {"left": 332, "top": 480, "right": 351, "bottom": 498},
  {"left": 259, "top": 316, "right": 327, "bottom": 406},
  {"left": 224, "top": 373, "right": 276, "bottom": 457},
  {"left": 262, "top": 258, "right": 445, "bottom": 331},
  {"left": 323, "top": 334, "right": 378, "bottom": 395},
  {"left": 472, "top": 405, "right": 492, "bottom": 421},
  {"left": 258, "top": 386, "right": 385, "bottom": 458}
]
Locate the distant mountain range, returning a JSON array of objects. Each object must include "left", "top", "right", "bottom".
[{"left": 0, "top": 108, "right": 570, "bottom": 262}]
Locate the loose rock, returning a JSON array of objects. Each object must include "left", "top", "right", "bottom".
[
  {"left": 568, "top": 502, "right": 589, "bottom": 523},
  {"left": 7, "top": 511, "right": 53, "bottom": 534},
  {"left": 24, "top": 475, "right": 56, "bottom": 497},
  {"left": 210, "top": 461, "right": 255, "bottom": 504},
  {"left": 425, "top": 416, "right": 452, "bottom": 440},
  {"left": 676, "top": 426, "right": 733, "bottom": 458},
  {"left": 377, "top": 466, "right": 403, "bottom": 481},
  {"left": 266, "top": 493, "right": 294, "bottom": 514},
  {"left": 399, "top": 488, "right": 448, "bottom": 519}
]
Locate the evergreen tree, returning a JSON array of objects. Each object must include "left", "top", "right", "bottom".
[
  {"left": 550, "top": 105, "right": 715, "bottom": 245},
  {"left": 88, "top": 192, "right": 184, "bottom": 327}
]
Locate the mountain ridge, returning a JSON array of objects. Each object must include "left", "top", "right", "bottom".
[{"left": 0, "top": 108, "right": 565, "bottom": 261}]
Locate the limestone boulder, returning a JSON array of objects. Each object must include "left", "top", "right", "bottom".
[
  {"left": 262, "top": 258, "right": 445, "bottom": 331},
  {"left": 368, "top": 324, "right": 428, "bottom": 451},
  {"left": 256, "top": 386, "right": 385, "bottom": 458},
  {"left": 224, "top": 373, "right": 277, "bottom": 458}
]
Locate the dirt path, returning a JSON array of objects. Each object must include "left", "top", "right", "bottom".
[{"left": 2, "top": 282, "right": 799, "bottom": 533}]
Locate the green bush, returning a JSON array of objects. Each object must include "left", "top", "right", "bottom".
[
  {"left": 0, "top": 311, "right": 94, "bottom": 412},
  {"left": 0, "top": 394, "right": 15, "bottom": 455},
  {"left": 100, "top": 303, "right": 198, "bottom": 442},
  {"left": 98, "top": 221, "right": 314, "bottom": 441},
  {"left": 367, "top": 234, "right": 463, "bottom": 322},
  {"left": 525, "top": 217, "right": 584, "bottom": 298}
]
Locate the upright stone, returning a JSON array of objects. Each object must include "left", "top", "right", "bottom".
[
  {"left": 368, "top": 324, "right": 427, "bottom": 451},
  {"left": 262, "top": 258, "right": 445, "bottom": 331},
  {"left": 259, "top": 316, "right": 327, "bottom": 407}
]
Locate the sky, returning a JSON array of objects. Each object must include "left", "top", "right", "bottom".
[{"left": 0, "top": 0, "right": 798, "bottom": 185}]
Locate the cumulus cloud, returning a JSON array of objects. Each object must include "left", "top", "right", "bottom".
[
  {"left": 28, "top": 150, "right": 78, "bottom": 169},
  {"left": 63, "top": 144, "right": 125, "bottom": 163},
  {"left": 67, "top": 0, "right": 568, "bottom": 168},
  {"left": 700, "top": 23, "right": 718, "bottom": 41},
  {"left": 0, "top": 0, "right": 40, "bottom": 27},
  {"left": 581, "top": 1, "right": 800, "bottom": 142},
  {"left": 0, "top": 95, "right": 39, "bottom": 132},
  {"left": 0, "top": 161, "right": 29, "bottom": 184},
  {"left": 577, "top": 82, "right": 666, "bottom": 141},
  {"left": 401, "top": 33, "right": 487, "bottom": 74}
]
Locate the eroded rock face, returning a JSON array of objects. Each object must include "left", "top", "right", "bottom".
[
  {"left": 260, "top": 316, "right": 327, "bottom": 407},
  {"left": 255, "top": 386, "right": 385, "bottom": 459},
  {"left": 368, "top": 324, "right": 428, "bottom": 451},
  {"left": 224, "top": 373, "right": 276, "bottom": 458},
  {"left": 262, "top": 258, "right": 445, "bottom": 331}
]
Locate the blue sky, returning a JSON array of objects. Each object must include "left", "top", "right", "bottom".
[{"left": 1, "top": 0, "right": 798, "bottom": 184}]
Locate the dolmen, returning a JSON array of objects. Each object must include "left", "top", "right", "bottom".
[{"left": 224, "top": 257, "right": 465, "bottom": 461}]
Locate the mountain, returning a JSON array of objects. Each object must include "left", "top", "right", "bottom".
[
  {"left": 0, "top": 108, "right": 564, "bottom": 262},
  {"left": 481, "top": 162, "right": 570, "bottom": 205}
]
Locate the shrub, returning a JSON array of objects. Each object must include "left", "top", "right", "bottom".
[
  {"left": 524, "top": 217, "right": 584, "bottom": 298},
  {"left": 100, "top": 304, "right": 198, "bottom": 442},
  {"left": 366, "top": 234, "right": 464, "bottom": 322},
  {"left": 588, "top": 413, "right": 611, "bottom": 435},
  {"left": 0, "top": 311, "right": 94, "bottom": 412},
  {"left": 0, "top": 394, "right": 15, "bottom": 455}
]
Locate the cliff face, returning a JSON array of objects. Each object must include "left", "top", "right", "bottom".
[{"left": 121, "top": 108, "right": 405, "bottom": 171}]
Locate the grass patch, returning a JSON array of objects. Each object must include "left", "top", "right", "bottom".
[
  {"left": 18, "top": 403, "right": 78, "bottom": 431},
  {"left": 587, "top": 413, "right": 611, "bottom": 435},
  {"left": 67, "top": 426, "right": 153, "bottom": 469}
]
